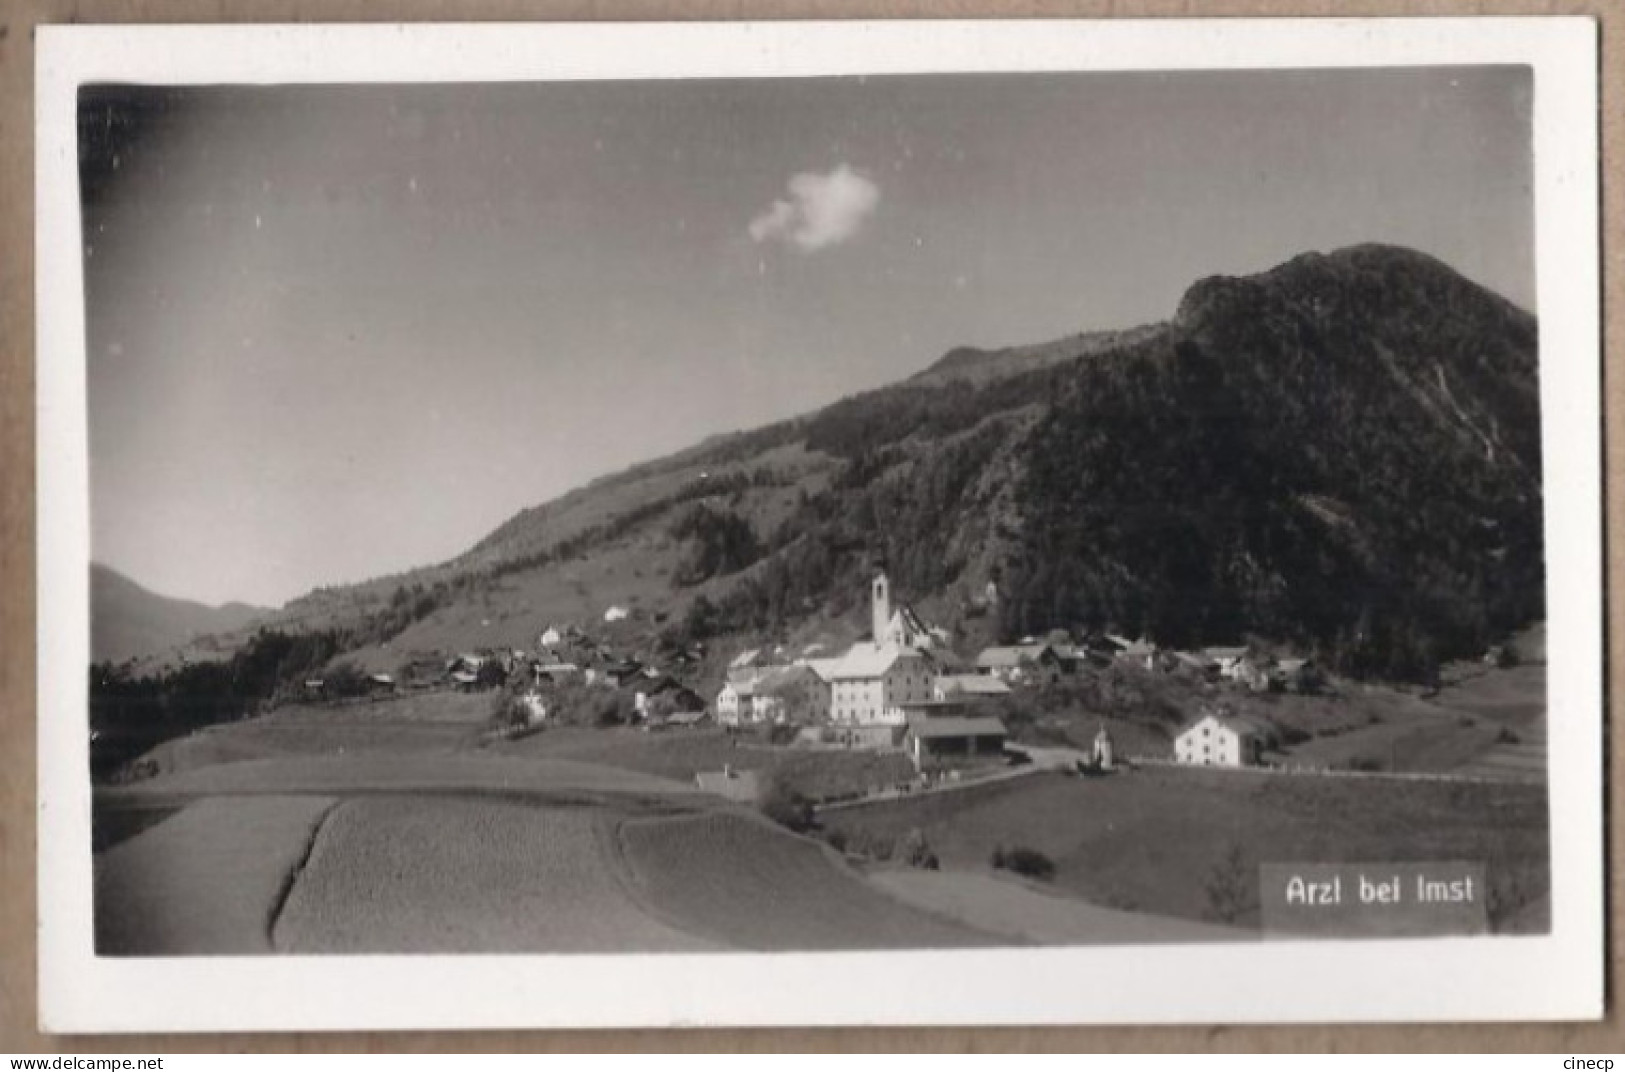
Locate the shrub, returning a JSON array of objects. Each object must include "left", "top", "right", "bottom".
[
  {"left": 992, "top": 844, "right": 1055, "bottom": 881},
  {"left": 1276, "top": 724, "right": 1311, "bottom": 746},
  {"left": 758, "top": 777, "right": 816, "bottom": 834},
  {"left": 897, "top": 828, "right": 939, "bottom": 870},
  {"left": 843, "top": 827, "right": 895, "bottom": 861},
  {"left": 1203, "top": 843, "right": 1256, "bottom": 923}
]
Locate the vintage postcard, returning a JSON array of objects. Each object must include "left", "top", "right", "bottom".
[{"left": 35, "top": 19, "right": 1602, "bottom": 1031}]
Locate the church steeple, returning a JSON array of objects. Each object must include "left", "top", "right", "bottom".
[{"left": 871, "top": 571, "right": 891, "bottom": 644}]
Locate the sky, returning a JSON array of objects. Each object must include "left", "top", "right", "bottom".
[{"left": 81, "top": 66, "right": 1535, "bottom": 608}]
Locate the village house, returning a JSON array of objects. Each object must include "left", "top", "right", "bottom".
[
  {"left": 1203, "top": 646, "right": 1250, "bottom": 679},
  {"left": 1199, "top": 646, "right": 1275, "bottom": 692},
  {"left": 447, "top": 652, "right": 487, "bottom": 675},
  {"left": 824, "top": 643, "right": 937, "bottom": 727},
  {"left": 1173, "top": 712, "right": 1272, "bottom": 768},
  {"left": 532, "top": 661, "right": 583, "bottom": 686},
  {"left": 1107, "top": 635, "right": 1161, "bottom": 673},
  {"left": 1271, "top": 657, "right": 1319, "bottom": 693},
  {"left": 601, "top": 659, "right": 646, "bottom": 688},
  {"left": 627, "top": 674, "right": 705, "bottom": 720},
  {"left": 752, "top": 664, "right": 830, "bottom": 725},
  {"left": 975, "top": 643, "right": 1063, "bottom": 686},
  {"left": 714, "top": 675, "right": 757, "bottom": 726}
]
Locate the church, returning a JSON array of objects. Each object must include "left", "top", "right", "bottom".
[{"left": 817, "top": 573, "right": 940, "bottom": 728}]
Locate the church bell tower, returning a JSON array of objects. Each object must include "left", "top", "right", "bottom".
[{"left": 871, "top": 572, "right": 891, "bottom": 644}]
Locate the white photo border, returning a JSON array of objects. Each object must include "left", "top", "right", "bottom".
[{"left": 36, "top": 18, "right": 1603, "bottom": 1032}]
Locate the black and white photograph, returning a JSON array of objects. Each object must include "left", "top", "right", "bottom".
[{"left": 35, "top": 19, "right": 1602, "bottom": 1031}]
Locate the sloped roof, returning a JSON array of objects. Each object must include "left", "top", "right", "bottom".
[
  {"left": 755, "top": 664, "right": 822, "bottom": 695},
  {"left": 905, "top": 712, "right": 1009, "bottom": 739},
  {"left": 824, "top": 642, "right": 930, "bottom": 681},
  {"left": 535, "top": 662, "right": 580, "bottom": 673},
  {"left": 976, "top": 644, "right": 1053, "bottom": 668},
  {"left": 889, "top": 605, "right": 933, "bottom": 642},
  {"left": 936, "top": 674, "right": 1012, "bottom": 697},
  {"left": 799, "top": 657, "right": 845, "bottom": 681},
  {"left": 1178, "top": 712, "right": 1272, "bottom": 740}
]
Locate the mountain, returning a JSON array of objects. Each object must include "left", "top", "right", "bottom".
[
  {"left": 91, "top": 564, "right": 269, "bottom": 665},
  {"left": 221, "top": 243, "right": 1542, "bottom": 684}
]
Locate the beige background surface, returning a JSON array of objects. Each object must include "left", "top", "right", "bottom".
[{"left": 2, "top": 0, "right": 1618, "bottom": 1052}]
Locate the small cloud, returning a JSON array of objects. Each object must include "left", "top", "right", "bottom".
[{"left": 749, "top": 164, "right": 880, "bottom": 252}]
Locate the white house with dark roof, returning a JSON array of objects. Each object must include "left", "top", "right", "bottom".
[
  {"left": 1174, "top": 712, "right": 1271, "bottom": 767},
  {"left": 823, "top": 642, "right": 936, "bottom": 725},
  {"left": 715, "top": 676, "right": 756, "bottom": 725}
]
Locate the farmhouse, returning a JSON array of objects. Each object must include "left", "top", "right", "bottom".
[
  {"left": 714, "top": 675, "right": 757, "bottom": 726},
  {"left": 1108, "top": 636, "right": 1160, "bottom": 672},
  {"left": 1204, "top": 646, "right": 1250, "bottom": 678},
  {"left": 1174, "top": 712, "right": 1271, "bottom": 768},
  {"left": 447, "top": 652, "right": 487, "bottom": 675},
  {"left": 752, "top": 664, "right": 830, "bottom": 725},
  {"left": 630, "top": 678, "right": 704, "bottom": 720},
  {"left": 532, "top": 661, "right": 582, "bottom": 685},
  {"left": 903, "top": 711, "right": 1009, "bottom": 772},
  {"left": 602, "top": 659, "right": 645, "bottom": 687},
  {"left": 975, "top": 643, "right": 1062, "bottom": 686},
  {"left": 1272, "top": 657, "right": 1319, "bottom": 693}
]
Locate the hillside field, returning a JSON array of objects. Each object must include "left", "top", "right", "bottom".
[{"left": 819, "top": 767, "right": 1548, "bottom": 934}]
